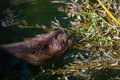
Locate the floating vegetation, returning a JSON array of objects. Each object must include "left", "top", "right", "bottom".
[{"left": 47, "top": 0, "right": 120, "bottom": 79}]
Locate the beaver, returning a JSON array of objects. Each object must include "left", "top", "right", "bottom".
[{"left": 0, "top": 30, "right": 73, "bottom": 66}]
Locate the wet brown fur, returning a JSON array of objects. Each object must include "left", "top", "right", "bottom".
[{"left": 0, "top": 30, "right": 73, "bottom": 65}]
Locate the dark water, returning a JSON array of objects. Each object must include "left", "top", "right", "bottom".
[
  {"left": 0, "top": 0, "right": 53, "bottom": 26},
  {"left": 0, "top": 0, "right": 68, "bottom": 43},
  {"left": 0, "top": 0, "right": 69, "bottom": 27}
]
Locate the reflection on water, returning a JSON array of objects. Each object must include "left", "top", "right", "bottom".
[
  {"left": 0, "top": 0, "right": 55, "bottom": 27},
  {"left": 0, "top": 0, "right": 69, "bottom": 27}
]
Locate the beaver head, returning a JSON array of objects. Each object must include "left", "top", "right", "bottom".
[
  {"left": 0, "top": 30, "right": 73, "bottom": 65},
  {"left": 32, "top": 30, "right": 72, "bottom": 54}
]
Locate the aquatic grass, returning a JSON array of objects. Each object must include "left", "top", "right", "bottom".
[
  {"left": 49, "top": 0, "right": 120, "bottom": 79},
  {"left": 97, "top": 0, "right": 120, "bottom": 26}
]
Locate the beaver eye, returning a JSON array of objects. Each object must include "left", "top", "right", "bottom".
[{"left": 44, "top": 44, "right": 49, "bottom": 49}]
